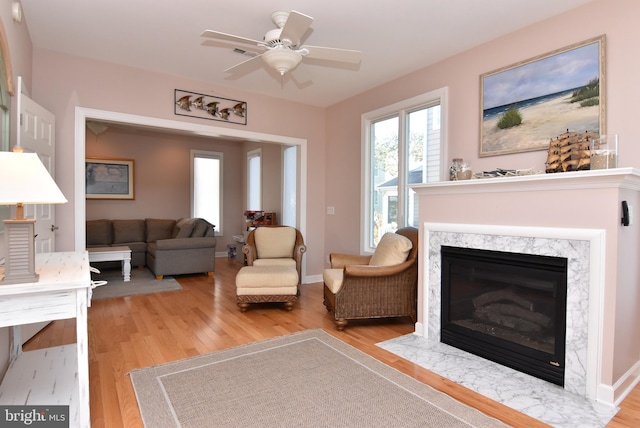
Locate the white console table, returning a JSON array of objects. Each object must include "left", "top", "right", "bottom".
[{"left": 0, "top": 251, "right": 92, "bottom": 428}]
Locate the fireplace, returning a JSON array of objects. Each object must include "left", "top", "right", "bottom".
[
  {"left": 422, "top": 224, "right": 600, "bottom": 399},
  {"left": 440, "top": 246, "right": 568, "bottom": 386}
]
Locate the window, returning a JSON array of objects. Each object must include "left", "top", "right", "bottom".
[
  {"left": 191, "top": 150, "right": 222, "bottom": 233},
  {"left": 247, "top": 149, "right": 261, "bottom": 211},
  {"left": 282, "top": 145, "right": 297, "bottom": 227},
  {"left": 362, "top": 88, "right": 447, "bottom": 252}
]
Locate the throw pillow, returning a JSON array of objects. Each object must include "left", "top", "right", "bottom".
[
  {"left": 173, "top": 218, "right": 197, "bottom": 238},
  {"left": 369, "top": 232, "right": 413, "bottom": 266},
  {"left": 191, "top": 218, "right": 209, "bottom": 237}
]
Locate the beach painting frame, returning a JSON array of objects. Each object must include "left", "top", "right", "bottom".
[
  {"left": 85, "top": 157, "right": 135, "bottom": 200},
  {"left": 479, "top": 35, "right": 605, "bottom": 157}
]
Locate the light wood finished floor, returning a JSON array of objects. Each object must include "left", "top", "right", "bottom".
[{"left": 24, "top": 258, "right": 640, "bottom": 427}]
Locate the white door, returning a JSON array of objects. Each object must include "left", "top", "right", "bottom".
[
  {"left": 19, "top": 90, "right": 57, "bottom": 253},
  {"left": 17, "top": 80, "right": 57, "bottom": 344}
]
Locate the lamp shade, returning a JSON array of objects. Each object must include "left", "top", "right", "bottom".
[{"left": 0, "top": 152, "right": 67, "bottom": 205}]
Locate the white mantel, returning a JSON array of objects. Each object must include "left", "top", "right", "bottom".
[
  {"left": 412, "top": 167, "right": 640, "bottom": 195},
  {"left": 411, "top": 167, "right": 640, "bottom": 407}
]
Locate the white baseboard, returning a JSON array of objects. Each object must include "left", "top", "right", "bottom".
[
  {"left": 303, "top": 274, "right": 323, "bottom": 285},
  {"left": 597, "top": 358, "right": 640, "bottom": 407}
]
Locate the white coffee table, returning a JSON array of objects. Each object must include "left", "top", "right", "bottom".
[{"left": 88, "top": 246, "right": 132, "bottom": 282}]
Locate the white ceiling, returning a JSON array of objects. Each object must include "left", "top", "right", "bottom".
[{"left": 21, "top": 0, "right": 596, "bottom": 108}]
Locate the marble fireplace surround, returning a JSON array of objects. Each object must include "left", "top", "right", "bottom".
[{"left": 418, "top": 222, "right": 605, "bottom": 401}]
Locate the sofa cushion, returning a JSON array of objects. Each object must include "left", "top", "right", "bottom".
[
  {"left": 255, "top": 227, "right": 296, "bottom": 259},
  {"left": 146, "top": 218, "right": 176, "bottom": 242},
  {"left": 173, "top": 218, "right": 197, "bottom": 238},
  {"left": 112, "top": 219, "right": 145, "bottom": 244},
  {"left": 369, "top": 232, "right": 413, "bottom": 266},
  {"left": 86, "top": 219, "right": 112, "bottom": 246}
]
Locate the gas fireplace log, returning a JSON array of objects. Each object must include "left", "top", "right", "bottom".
[
  {"left": 489, "top": 302, "right": 552, "bottom": 328},
  {"left": 472, "top": 288, "right": 535, "bottom": 311},
  {"left": 474, "top": 304, "right": 542, "bottom": 333}
]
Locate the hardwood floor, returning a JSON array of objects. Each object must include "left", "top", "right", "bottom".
[{"left": 24, "top": 258, "right": 639, "bottom": 427}]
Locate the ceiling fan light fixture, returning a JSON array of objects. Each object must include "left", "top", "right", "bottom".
[{"left": 262, "top": 48, "right": 302, "bottom": 75}]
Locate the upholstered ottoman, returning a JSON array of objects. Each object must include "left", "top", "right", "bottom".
[{"left": 235, "top": 265, "right": 299, "bottom": 312}]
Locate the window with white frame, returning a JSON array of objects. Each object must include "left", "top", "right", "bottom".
[
  {"left": 191, "top": 150, "right": 222, "bottom": 233},
  {"left": 362, "top": 88, "right": 447, "bottom": 252},
  {"left": 282, "top": 145, "right": 297, "bottom": 227},
  {"left": 247, "top": 149, "right": 261, "bottom": 211}
]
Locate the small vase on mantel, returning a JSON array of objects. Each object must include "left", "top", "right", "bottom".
[
  {"left": 449, "top": 158, "right": 472, "bottom": 180},
  {"left": 449, "top": 158, "right": 463, "bottom": 181}
]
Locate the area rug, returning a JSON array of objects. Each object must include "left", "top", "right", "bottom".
[
  {"left": 129, "top": 329, "right": 507, "bottom": 427},
  {"left": 91, "top": 267, "right": 182, "bottom": 300}
]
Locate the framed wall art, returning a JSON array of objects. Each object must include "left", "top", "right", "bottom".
[
  {"left": 86, "top": 157, "right": 135, "bottom": 199},
  {"left": 479, "top": 35, "right": 605, "bottom": 157}
]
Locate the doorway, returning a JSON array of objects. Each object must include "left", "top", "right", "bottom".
[{"left": 74, "top": 108, "right": 308, "bottom": 274}]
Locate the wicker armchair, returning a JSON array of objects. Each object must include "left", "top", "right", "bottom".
[{"left": 323, "top": 227, "right": 418, "bottom": 330}]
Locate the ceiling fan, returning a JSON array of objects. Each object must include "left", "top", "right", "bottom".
[{"left": 201, "top": 10, "right": 362, "bottom": 78}]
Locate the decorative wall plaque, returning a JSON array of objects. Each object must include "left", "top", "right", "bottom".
[{"left": 174, "top": 89, "right": 247, "bottom": 125}]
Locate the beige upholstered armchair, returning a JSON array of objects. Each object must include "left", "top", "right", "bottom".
[
  {"left": 323, "top": 227, "right": 418, "bottom": 330},
  {"left": 242, "top": 226, "right": 307, "bottom": 284},
  {"left": 235, "top": 226, "right": 307, "bottom": 312}
]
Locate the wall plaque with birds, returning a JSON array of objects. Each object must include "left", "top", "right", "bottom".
[{"left": 174, "top": 89, "right": 247, "bottom": 125}]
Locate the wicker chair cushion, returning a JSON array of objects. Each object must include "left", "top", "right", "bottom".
[
  {"left": 369, "top": 232, "right": 413, "bottom": 266},
  {"left": 323, "top": 268, "right": 344, "bottom": 293},
  {"left": 255, "top": 227, "right": 296, "bottom": 259}
]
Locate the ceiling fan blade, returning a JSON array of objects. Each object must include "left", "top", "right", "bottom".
[
  {"left": 201, "top": 30, "right": 265, "bottom": 47},
  {"left": 280, "top": 11, "right": 313, "bottom": 45},
  {"left": 201, "top": 39, "right": 265, "bottom": 55},
  {"left": 224, "top": 54, "right": 264, "bottom": 75},
  {"left": 302, "top": 45, "right": 362, "bottom": 64}
]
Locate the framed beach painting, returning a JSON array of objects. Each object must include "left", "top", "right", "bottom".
[
  {"left": 86, "top": 157, "right": 135, "bottom": 199},
  {"left": 479, "top": 35, "right": 605, "bottom": 157}
]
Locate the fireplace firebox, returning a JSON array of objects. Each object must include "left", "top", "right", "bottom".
[{"left": 440, "top": 246, "right": 568, "bottom": 386}]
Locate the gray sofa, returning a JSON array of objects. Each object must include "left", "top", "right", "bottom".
[{"left": 86, "top": 218, "right": 217, "bottom": 279}]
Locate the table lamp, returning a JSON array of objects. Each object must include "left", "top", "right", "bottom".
[{"left": 0, "top": 152, "right": 67, "bottom": 284}]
